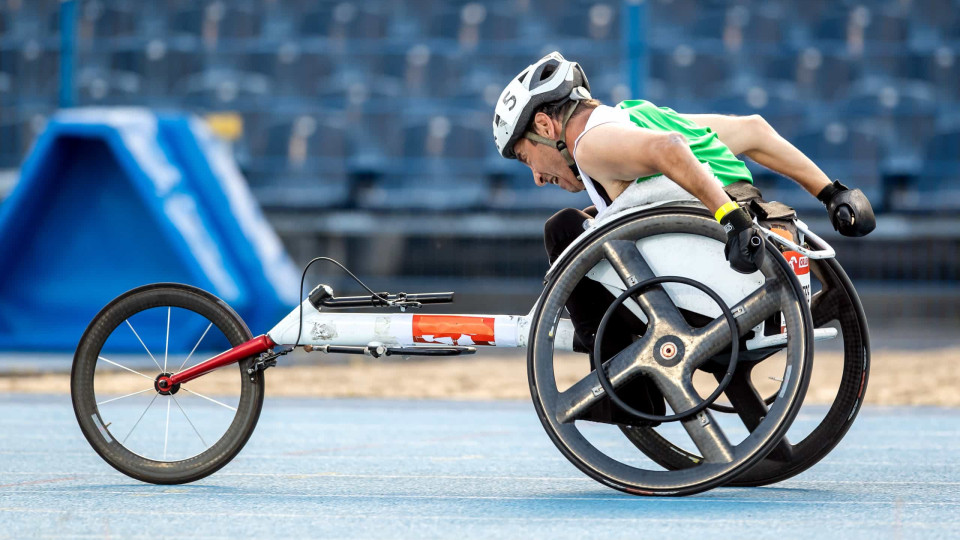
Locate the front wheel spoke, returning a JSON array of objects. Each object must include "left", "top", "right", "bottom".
[
  {"left": 690, "top": 279, "right": 783, "bottom": 368},
  {"left": 555, "top": 340, "right": 645, "bottom": 424},
  {"left": 172, "top": 395, "right": 208, "bottom": 448},
  {"left": 163, "top": 398, "right": 171, "bottom": 460},
  {"left": 126, "top": 320, "right": 163, "bottom": 373},
  {"left": 122, "top": 393, "right": 159, "bottom": 444},
  {"left": 177, "top": 322, "right": 213, "bottom": 373},
  {"left": 98, "top": 356, "right": 155, "bottom": 381},
  {"left": 660, "top": 376, "right": 735, "bottom": 463},
  {"left": 181, "top": 387, "right": 238, "bottom": 412},
  {"left": 97, "top": 387, "right": 155, "bottom": 406},
  {"left": 164, "top": 307, "right": 171, "bottom": 372}
]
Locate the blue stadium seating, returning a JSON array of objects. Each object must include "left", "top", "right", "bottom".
[
  {"left": 244, "top": 112, "right": 351, "bottom": 209},
  {"left": 793, "top": 125, "right": 883, "bottom": 203},
  {"left": 2, "top": 0, "right": 959, "bottom": 213},
  {"left": 708, "top": 87, "right": 808, "bottom": 140},
  {"left": 897, "top": 127, "right": 960, "bottom": 212}
]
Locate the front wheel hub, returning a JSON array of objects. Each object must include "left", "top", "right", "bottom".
[{"left": 154, "top": 373, "right": 181, "bottom": 396}]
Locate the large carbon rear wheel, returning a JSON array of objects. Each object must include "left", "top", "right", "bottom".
[
  {"left": 620, "top": 234, "right": 869, "bottom": 486},
  {"left": 72, "top": 283, "right": 265, "bottom": 484},
  {"left": 527, "top": 207, "right": 814, "bottom": 496}
]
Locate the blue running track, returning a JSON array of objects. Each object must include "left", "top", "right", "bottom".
[{"left": 1, "top": 394, "right": 957, "bottom": 539}]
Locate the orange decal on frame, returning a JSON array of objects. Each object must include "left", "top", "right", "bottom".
[{"left": 413, "top": 315, "right": 496, "bottom": 345}]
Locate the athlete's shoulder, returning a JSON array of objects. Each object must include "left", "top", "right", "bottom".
[{"left": 617, "top": 99, "right": 683, "bottom": 116}]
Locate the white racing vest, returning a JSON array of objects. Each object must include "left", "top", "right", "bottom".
[{"left": 572, "top": 105, "right": 717, "bottom": 219}]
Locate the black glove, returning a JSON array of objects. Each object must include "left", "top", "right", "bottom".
[
  {"left": 817, "top": 180, "right": 876, "bottom": 237},
  {"left": 720, "top": 206, "right": 766, "bottom": 274}
]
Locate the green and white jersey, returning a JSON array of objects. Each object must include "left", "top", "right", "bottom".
[{"left": 571, "top": 100, "right": 753, "bottom": 212}]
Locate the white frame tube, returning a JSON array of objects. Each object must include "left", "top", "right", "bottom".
[{"left": 267, "top": 301, "right": 577, "bottom": 351}]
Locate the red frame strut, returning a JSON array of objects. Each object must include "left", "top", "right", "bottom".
[{"left": 167, "top": 334, "right": 276, "bottom": 385}]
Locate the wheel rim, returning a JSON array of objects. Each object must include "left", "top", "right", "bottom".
[
  {"left": 91, "top": 304, "right": 246, "bottom": 463},
  {"left": 73, "top": 285, "right": 263, "bottom": 484},
  {"left": 528, "top": 209, "right": 813, "bottom": 495},
  {"left": 620, "top": 237, "right": 870, "bottom": 486}
]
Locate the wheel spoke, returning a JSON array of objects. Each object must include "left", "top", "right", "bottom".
[
  {"left": 98, "top": 356, "right": 155, "bottom": 381},
  {"left": 601, "top": 240, "right": 687, "bottom": 329},
  {"left": 181, "top": 387, "right": 238, "bottom": 412},
  {"left": 689, "top": 279, "right": 783, "bottom": 369},
  {"left": 656, "top": 375, "right": 735, "bottom": 463},
  {"left": 177, "top": 322, "right": 213, "bottom": 373},
  {"left": 715, "top": 368, "right": 767, "bottom": 431},
  {"left": 173, "top": 395, "right": 208, "bottom": 448},
  {"left": 126, "top": 320, "right": 163, "bottom": 373},
  {"left": 164, "top": 307, "right": 170, "bottom": 372},
  {"left": 96, "top": 387, "right": 155, "bottom": 406},
  {"left": 811, "top": 288, "right": 842, "bottom": 328},
  {"left": 122, "top": 393, "right": 159, "bottom": 444},
  {"left": 163, "top": 398, "right": 171, "bottom": 460},
  {"left": 556, "top": 340, "right": 646, "bottom": 423}
]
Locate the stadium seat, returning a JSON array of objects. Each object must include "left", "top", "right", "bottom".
[
  {"left": 708, "top": 88, "right": 808, "bottom": 140},
  {"left": 10, "top": 47, "right": 59, "bottom": 100},
  {"left": 357, "top": 115, "right": 490, "bottom": 210},
  {"left": 691, "top": 10, "right": 728, "bottom": 43},
  {"left": 862, "top": 8, "right": 910, "bottom": 43},
  {"left": 136, "top": 45, "right": 204, "bottom": 96},
  {"left": 811, "top": 11, "right": 857, "bottom": 44},
  {"left": 359, "top": 3, "right": 392, "bottom": 40},
  {"left": 170, "top": 5, "right": 205, "bottom": 39},
  {"left": 913, "top": 47, "right": 960, "bottom": 104},
  {"left": 246, "top": 50, "right": 335, "bottom": 97},
  {"left": 245, "top": 114, "right": 352, "bottom": 209},
  {"left": 648, "top": 0, "right": 700, "bottom": 28},
  {"left": 915, "top": 0, "right": 960, "bottom": 32},
  {"left": 843, "top": 81, "right": 937, "bottom": 174},
  {"left": 791, "top": 49, "right": 862, "bottom": 102},
  {"left": 742, "top": 8, "right": 787, "bottom": 46},
  {"left": 260, "top": 3, "right": 297, "bottom": 40},
  {"left": 650, "top": 45, "right": 733, "bottom": 101},
  {"left": 300, "top": 2, "right": 389, "bottom": 41},
  {"left": 0, "top": 117, "right": 23, "bottom": 168},
  {"left": 558, "top": 3, "right": 619, "bottom": 41},
  {"left": 92, "top": 2, "right": 140, "bottom": 39},
  {"left": 896, "top": 127, "right": 960, "bottom": 212},
  {"left": 792, "top": 125, "right": 883, "bottom": 207},
  {"left": 217, "top": 1, "right": 261, "bottom": 40}
]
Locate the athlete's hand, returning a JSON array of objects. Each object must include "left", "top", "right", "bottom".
[
  {"left": 817, "top": 180, "right": 876, "bottom": 237},
  {"left": 718, "top": 205, "right": 765, "bottom": 274}
]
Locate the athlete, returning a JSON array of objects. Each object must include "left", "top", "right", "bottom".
[{"left": 492, "top": 52, "right": 876, "bottom": 424}]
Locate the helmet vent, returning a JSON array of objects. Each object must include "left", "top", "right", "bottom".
[{"left": 540, "top": 64, "right": 557, "bottom": 80}]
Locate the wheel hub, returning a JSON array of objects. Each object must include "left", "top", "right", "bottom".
[
  {"left": 154, "top": 373, "right": 181, "bottom": 396},
  {"left": 654, "top": 336, "right": 685, "bottom": 367}
]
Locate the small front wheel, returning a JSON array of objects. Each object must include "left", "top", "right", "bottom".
[{"left": 71, "top": 283, "right": 265, "bottom": 484}]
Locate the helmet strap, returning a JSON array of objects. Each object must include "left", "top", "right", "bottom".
[{"left": 521, "top": 101, "right": 584, "bottom": 182}]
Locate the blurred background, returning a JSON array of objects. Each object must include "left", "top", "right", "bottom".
[{"left": 0, "top": 0, "right": 958, "bottom": 344}]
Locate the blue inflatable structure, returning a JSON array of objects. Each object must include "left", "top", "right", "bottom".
[{"left": 0, "top": 108, "right": 300, "bottom": 351}]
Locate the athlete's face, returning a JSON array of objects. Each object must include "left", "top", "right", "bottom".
[{"left": 512, "top": 115, "right": 585, "bottom": 193}]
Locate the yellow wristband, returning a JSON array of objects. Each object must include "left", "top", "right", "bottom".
[{"left": 714, "top": 201, "right": 741, "bottom": 223}]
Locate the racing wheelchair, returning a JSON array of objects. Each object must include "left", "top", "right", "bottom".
[{"left": 71, "top": 201, "right": 869, "bottom": 496}]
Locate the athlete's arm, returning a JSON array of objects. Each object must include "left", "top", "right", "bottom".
[
  {"left": 680, "top": 113, "right": 832, "bottom": 197},
  {"left": 575, "top": 123, "right": 731, "bottom": 214}
]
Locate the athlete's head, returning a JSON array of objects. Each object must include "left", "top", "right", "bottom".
[{"left": 492, "top": 52, "right": 595, "bottom": 192}]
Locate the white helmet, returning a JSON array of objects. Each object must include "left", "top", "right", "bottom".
[{"left": 492, "top": 51, "right": 592, "bottom": 160}]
